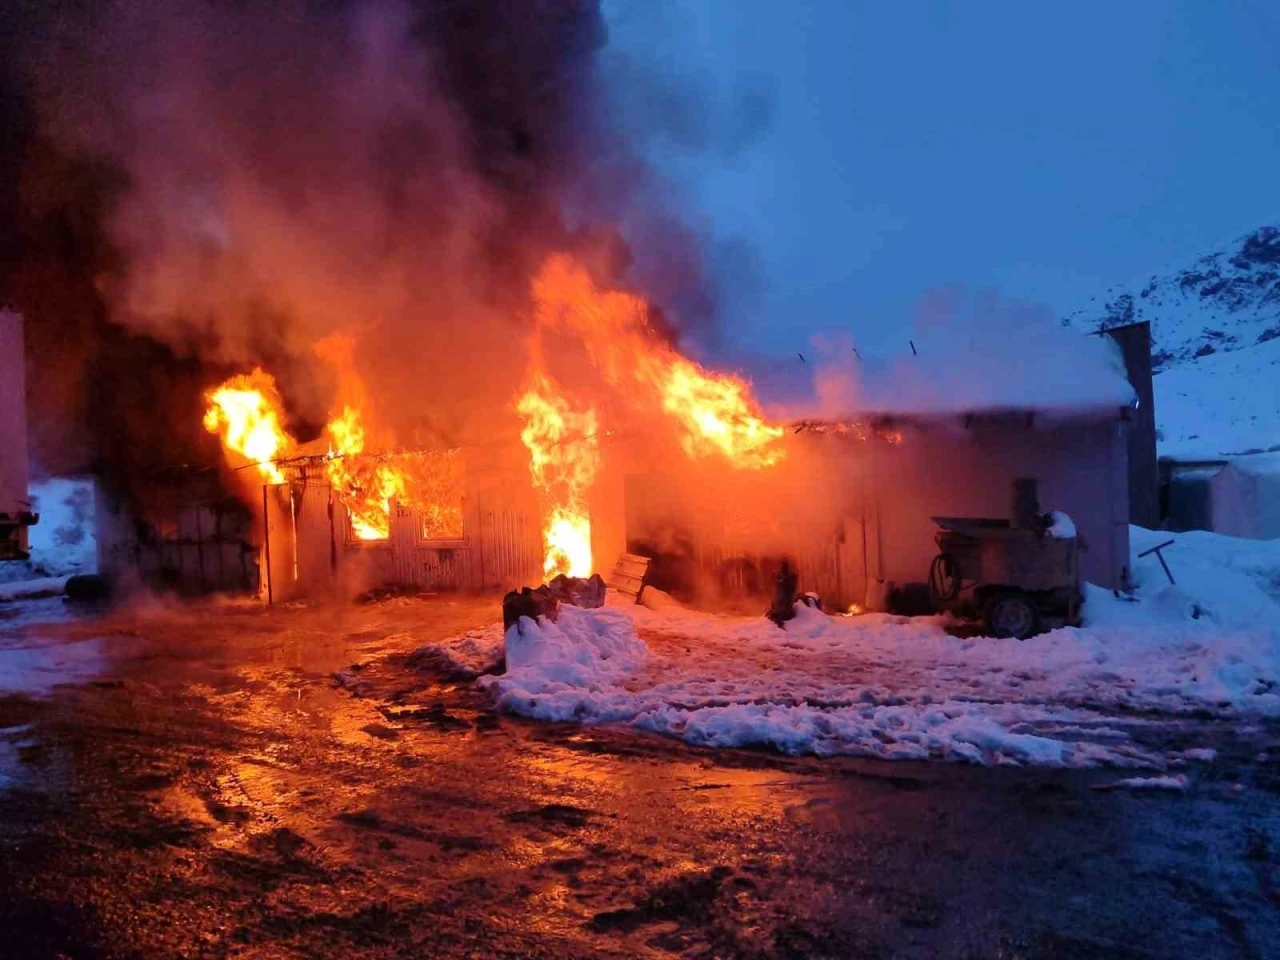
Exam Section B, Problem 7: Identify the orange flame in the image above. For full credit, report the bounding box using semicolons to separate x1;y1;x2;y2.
324;404;405;541
516;374;599;578
531;254;785;469
203;369;295;483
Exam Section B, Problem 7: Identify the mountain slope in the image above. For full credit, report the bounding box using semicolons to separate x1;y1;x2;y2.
1069;224;1280;459
1154;335;1280;459
1068;225;1280;370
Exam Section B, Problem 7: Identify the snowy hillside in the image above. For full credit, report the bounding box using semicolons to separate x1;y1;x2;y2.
1069;224;1280;369
1070;224;1280;458
1155;335;1280;458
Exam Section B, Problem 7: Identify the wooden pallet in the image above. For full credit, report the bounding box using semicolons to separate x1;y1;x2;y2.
608;553;651;603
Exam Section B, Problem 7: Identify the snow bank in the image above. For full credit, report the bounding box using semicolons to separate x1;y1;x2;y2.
467;527;1280;769
1047;511;1076;539
0;576;68;602
479;606;647;719
0;477;97;584
1093;775;1189;793
403;624;506;679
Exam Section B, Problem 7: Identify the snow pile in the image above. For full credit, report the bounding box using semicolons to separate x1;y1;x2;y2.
479;606;648;718
0;477;97;585
1046;510;1076;539
1093;775;1189;793
406;624;505;679
0;577;71;602
465;527;1280;769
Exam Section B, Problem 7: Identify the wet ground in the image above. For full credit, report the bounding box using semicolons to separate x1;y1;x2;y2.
1;595;1278;959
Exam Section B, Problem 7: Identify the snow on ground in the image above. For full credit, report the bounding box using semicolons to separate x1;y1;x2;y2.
416;526;1280;770
0;477;97;585
1155;335;1280;459
0;577;71;602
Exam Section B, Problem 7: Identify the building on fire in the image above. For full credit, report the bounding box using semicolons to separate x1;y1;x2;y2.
99;308;1152;611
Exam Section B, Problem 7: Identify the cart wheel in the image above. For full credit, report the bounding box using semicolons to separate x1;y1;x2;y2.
984;590;1039;640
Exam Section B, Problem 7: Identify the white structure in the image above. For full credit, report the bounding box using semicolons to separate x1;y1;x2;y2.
1209;453;1280;540
0;308;36;560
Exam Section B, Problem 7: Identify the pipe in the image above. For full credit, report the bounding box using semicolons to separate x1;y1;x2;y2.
262;484;274;605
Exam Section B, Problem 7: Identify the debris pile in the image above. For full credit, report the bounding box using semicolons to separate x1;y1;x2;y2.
502;573;607;631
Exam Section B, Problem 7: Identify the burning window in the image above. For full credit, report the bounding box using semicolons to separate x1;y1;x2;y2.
404;450;466;542
336;450;465;544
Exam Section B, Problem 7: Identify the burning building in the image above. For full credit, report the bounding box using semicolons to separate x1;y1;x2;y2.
4;3;1141;614
183;255;1138;615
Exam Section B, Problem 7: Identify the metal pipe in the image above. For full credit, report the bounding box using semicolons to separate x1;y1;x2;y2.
289;485;299;582
262;484;274;605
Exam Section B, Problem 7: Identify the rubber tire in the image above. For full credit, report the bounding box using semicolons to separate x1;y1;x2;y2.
984;590;1039;640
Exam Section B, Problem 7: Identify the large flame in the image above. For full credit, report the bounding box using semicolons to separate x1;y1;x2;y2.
324;404;405;541
203;369;295;483
314;334;407;541
204;258;786;586
531;254;785;469
516;374;599;578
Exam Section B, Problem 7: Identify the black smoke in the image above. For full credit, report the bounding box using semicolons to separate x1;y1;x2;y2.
0;0;749;512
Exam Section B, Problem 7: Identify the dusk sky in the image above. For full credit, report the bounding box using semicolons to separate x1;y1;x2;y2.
606;0;1280;355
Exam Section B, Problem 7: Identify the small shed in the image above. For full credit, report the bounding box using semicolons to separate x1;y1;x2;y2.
1209;453;1280;540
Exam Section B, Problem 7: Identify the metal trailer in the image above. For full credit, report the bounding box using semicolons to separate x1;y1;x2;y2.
0;308;37;560
927;479;1082;639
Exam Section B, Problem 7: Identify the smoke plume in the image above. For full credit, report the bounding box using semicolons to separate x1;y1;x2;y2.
0;0;748;508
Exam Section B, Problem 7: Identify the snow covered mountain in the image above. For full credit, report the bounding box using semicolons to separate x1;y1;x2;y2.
1069;224;1280;459
1069;224;1280;370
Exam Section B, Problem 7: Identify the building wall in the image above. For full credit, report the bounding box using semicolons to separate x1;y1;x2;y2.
1210;462;1280;540
613;413;1131;607
0;310;31;554
96;480;259;594
861;415;1129;593
265;453;544;601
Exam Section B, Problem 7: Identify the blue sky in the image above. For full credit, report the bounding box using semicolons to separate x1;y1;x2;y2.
604;0;1280;356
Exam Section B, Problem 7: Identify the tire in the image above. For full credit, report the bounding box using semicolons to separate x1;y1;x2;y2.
984;590;1039;640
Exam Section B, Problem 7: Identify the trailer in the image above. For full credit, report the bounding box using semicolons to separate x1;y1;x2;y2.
0;308;38;560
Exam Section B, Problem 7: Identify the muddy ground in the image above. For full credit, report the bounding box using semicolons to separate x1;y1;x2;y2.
0;594;1278;959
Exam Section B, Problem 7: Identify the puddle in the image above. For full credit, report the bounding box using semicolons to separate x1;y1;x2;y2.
0;637;115;696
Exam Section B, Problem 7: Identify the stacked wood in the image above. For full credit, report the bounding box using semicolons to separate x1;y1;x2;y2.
607;554;651;603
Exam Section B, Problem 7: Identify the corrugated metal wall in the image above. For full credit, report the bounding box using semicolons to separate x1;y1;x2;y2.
278;468;544;595
467;488;544;590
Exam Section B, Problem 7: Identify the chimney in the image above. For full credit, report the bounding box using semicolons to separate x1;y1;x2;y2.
1011;477;1039;528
